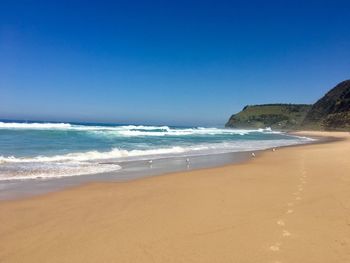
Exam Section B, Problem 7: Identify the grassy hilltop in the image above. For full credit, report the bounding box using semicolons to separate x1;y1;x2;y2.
226;80;350;131
225;104;311;130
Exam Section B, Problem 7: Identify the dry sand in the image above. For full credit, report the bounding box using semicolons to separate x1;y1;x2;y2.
1;131;350;263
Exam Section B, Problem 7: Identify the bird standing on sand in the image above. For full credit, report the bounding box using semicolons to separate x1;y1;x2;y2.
148;160;153;165
272;148;276;152
251;152;256;157
186;158;190;169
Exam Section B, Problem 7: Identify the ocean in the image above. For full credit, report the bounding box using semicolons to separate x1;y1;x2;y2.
0;120;313;181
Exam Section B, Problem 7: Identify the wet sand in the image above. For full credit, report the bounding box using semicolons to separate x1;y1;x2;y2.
1;131;350;263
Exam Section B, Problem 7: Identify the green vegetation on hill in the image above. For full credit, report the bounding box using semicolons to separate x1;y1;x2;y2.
302;80;350;130
225;104;311;130
225;80;350;131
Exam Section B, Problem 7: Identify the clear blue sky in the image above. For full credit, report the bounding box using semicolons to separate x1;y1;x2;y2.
1;0;349;126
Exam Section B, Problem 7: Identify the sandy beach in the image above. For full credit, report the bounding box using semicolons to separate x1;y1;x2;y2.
1;131;350;263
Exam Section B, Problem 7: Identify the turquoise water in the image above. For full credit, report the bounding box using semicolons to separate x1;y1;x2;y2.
0;121;312;180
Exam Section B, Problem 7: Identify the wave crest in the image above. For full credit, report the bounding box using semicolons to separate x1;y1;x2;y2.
0;137;311;165
0;122;72;129
0;121;279;137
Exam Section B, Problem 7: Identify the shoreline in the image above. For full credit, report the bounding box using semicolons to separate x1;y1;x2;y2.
0;132;320;201
1;131;350;262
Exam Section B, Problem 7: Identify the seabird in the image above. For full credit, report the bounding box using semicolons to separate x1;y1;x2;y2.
251;152;256;157
272;148;276;152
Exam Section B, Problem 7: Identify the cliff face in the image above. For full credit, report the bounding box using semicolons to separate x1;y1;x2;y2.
225;80;350;131
225;104;311;130
302;80;350;130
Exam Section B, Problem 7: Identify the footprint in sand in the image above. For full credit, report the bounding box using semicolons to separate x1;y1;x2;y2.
282;230;291;237
286;209;293;214
277;220;285;226
295;196;301;201
287;202;294;207
269;243;281;252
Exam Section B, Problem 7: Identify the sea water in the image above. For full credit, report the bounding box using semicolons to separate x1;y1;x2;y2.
0;120;313;181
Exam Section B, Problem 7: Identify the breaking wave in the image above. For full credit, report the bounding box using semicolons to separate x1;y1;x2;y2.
0;121;279;137
0;138;311;164
0;121;314;181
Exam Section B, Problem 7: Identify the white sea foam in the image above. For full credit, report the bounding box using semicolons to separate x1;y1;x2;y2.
0;138;311;165
0;121;314;181
90;127;280;137
0;122;170;131
0;161;121;181
0;137;311;181
0;121;279;137
0;122;72;129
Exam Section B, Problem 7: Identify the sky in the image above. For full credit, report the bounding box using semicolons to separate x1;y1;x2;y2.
1;0;349;126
